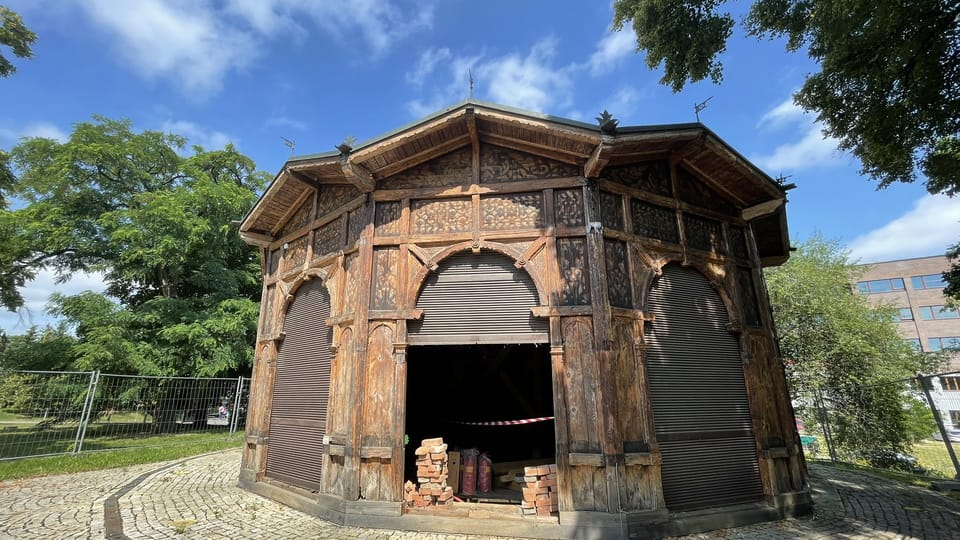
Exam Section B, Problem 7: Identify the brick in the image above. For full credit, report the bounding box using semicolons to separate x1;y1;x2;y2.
421;437;444;446
524;466;539;475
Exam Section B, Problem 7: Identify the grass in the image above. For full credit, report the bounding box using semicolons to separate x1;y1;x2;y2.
0;431;243;482
810;458;941;488
911;440;960;478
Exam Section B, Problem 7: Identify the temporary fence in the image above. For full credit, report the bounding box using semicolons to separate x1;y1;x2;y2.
793;370;960;479
0;370;250;461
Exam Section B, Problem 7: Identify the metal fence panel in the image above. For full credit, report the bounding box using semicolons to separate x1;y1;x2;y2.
0;370;251;461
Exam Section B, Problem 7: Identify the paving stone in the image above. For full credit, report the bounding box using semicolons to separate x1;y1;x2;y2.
3;451;960;539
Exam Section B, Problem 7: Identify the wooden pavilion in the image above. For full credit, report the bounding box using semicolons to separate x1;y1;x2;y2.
237;101;810;538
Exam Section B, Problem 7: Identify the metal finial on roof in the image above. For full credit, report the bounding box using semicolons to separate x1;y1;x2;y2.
694;97;713;122
469;69;475;98
280;136;296;156
336;135;357;155
596;110;618;134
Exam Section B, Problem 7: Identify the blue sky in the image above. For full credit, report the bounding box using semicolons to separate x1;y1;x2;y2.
2;0;958;333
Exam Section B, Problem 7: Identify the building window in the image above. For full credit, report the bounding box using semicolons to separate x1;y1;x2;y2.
928;336;960;352
905;338;921;351
952;411;960;427
856;278;905;294
910;273;947;290
896;307;914;321
942;377;960;391
918;305;959;320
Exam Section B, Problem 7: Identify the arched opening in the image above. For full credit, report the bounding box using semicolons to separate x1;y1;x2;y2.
644;264;762;511
265;278;333;491
405;250;554;503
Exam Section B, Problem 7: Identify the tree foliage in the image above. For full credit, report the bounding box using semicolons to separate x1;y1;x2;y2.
3;118;268;377
0;5;36;78
613;0;960;190
0;325;76;371
764;236;941;457
614;0;960;297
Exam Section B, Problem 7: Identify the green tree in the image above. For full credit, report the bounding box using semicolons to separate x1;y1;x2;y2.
0;5;36;78
613;1;960;296
0;324;75;371
6;117;268;377
764;236;940;459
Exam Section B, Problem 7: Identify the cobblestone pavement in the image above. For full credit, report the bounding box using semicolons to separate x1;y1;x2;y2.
3;449;960;539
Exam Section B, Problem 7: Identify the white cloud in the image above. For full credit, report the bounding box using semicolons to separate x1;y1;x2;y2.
757;96;807;129
0;122;69;144
475;38;572;112
161;120;235;150
605;86;641;118
407;47;453;86
405;38;573;116
848;195;960;263
79;0;257;97
71;0;434;98
752;126;843;171
0;270;107;334
751;95;844;171
266;116;308;131
586;30;635;76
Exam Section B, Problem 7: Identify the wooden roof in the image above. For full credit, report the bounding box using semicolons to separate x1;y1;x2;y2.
240;100;789;264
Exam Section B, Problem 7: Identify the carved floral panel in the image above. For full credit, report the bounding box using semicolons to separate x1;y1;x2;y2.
481;193;544;230
729;225;750;260
554;188;585;228
411;198;472;235
683;213;724;254
269;248;281;276
280;197;313;237
347;207;367;245
604;161;672;196
281;235;309;273
676;167;738;216
480;144;579;182
557;238;591;305
630;199;679;243
343;253;361;310
604;239;631;308
261;284;276;336
371;248;399;310
316;185;360;218
737;266;762;327
380;147;471;189
313;218;342;259
375;201;402;237
600;191;624;231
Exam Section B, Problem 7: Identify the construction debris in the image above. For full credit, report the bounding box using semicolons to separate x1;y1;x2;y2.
404;437;454;508
519;464;558;516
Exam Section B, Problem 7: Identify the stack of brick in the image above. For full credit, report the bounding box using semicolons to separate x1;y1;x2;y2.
520;464;558;516
403;437;454;507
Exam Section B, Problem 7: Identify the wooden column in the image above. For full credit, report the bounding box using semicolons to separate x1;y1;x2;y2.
583;179;622;512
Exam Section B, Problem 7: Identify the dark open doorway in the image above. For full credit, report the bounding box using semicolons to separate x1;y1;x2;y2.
404;343;555;489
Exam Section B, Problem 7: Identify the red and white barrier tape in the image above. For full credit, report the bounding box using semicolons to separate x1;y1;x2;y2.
454;416;555;426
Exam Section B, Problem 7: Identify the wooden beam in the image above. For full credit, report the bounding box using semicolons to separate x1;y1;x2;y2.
340;158;376;193
741;198;785;221
372;134;471;179
482;133;586;165
466;107;480;183
583;137;613;178
239;230;274;247
286;169;323;191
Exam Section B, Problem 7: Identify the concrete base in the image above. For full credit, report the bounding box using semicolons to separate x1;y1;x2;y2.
238;474;813;539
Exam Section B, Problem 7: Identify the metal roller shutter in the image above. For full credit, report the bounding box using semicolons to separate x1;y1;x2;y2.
265;278;332;491
409;251;548;345
644;264;762;511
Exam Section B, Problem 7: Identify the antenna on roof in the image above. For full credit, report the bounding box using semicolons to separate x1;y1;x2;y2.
694;96;713;122
280;136;296;156
468;69;475;98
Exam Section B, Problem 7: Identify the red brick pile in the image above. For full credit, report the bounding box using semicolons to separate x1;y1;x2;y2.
520;464;558;516
403;437;454;507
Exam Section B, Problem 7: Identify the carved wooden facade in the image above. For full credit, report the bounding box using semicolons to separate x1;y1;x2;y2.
237;101;809;538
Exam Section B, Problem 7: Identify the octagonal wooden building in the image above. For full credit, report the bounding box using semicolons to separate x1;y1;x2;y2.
237;101;810;539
